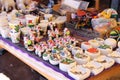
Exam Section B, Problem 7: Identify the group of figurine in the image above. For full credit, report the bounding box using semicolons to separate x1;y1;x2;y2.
70;10;95;30
0;0;36;12
23;20;71;52
0;0;55;13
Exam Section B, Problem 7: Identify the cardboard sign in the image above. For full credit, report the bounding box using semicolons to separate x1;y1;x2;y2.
62;0;89;10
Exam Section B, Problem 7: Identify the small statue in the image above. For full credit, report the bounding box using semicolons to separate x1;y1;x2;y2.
64;28;70;37
55;28;60;38
48;30;56;40
1;0;15;12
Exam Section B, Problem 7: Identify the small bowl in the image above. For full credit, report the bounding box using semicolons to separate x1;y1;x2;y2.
88;39;100;48
42;51;50;61
71;47;83;55
59;58;76;72
49;54;61;65
98;44;112;55
104;38;117;49
85;48;100;59
74;53;90;64
81;42;92;50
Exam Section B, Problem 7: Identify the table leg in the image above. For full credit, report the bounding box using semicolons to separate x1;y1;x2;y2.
95;0;99;10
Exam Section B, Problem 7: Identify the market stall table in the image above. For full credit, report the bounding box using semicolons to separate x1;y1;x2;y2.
1;35;120;80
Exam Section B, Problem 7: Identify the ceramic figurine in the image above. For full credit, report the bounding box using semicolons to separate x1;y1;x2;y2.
61;48;72;58
42;50;51;61
63;28;70;37
0;16;9;35
7;9;18;21
85;48;100;59
47;0;54;8
48;30;56;40
55;28;60;38
24;0;31;6
98;8;118;20
44;14;53;21
88;39;100;48
29;30;37;44
104;38;117;49
16;0;31;7
94;38;104;45
27;20;34;28
10;29;21;43
35;45;44;57
71;47;83;55
9;23;21;43
17;2;26;10
109;27;120;41
0;0;15;12
48;30;52;40
41;42;47;50
48;22;54;31
59;58;76;72
36;25;44;36
74;52;90;65
23;35;29;48
28;1;38;11
0;27;10;38
98;44;112;55
47;39;55;49
26;39;34;51
81;42;92;50
25;14;39;27
49;53;61;65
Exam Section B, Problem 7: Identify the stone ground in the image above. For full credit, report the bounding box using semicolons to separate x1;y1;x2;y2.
0;50;47;80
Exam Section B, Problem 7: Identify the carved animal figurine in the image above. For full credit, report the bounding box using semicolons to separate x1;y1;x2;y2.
16;0;31;7
16;0;26;10
0;0;15;12
24;0;32;6
28;1;38;11
17;2;26;10
15;0;32;10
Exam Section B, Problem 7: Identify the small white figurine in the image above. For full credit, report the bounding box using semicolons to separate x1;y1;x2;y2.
63;28;70;37
0;0;15;12
48;30;56;40
16;0;26;10
17;3;26;10
16;0;31;6
55;28;60;38
28;1;38;11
